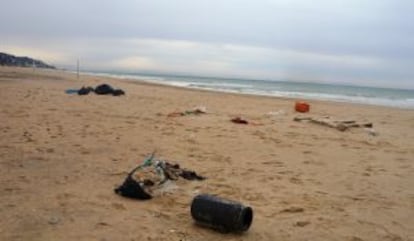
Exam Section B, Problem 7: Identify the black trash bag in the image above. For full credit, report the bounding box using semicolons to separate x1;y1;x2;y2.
94;84;115;95
163;162;205;181
77;86;94;95
114;165;153;200
180;170;205;180
112;89;125;96
114;175;152;200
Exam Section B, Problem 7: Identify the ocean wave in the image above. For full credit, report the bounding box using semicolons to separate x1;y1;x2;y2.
185;85;414;109
80;70;414;109
242;89;414;109
82;71;166;82
188;82;254;89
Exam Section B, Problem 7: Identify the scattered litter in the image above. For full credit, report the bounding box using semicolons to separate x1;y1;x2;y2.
114;152;205;200
191;106;207;114
64;89;79;94
65;84;125;96
295;101;310;113
231;116;249;124
294;116;373;132
167;106;207;117
78;86;94;95
191;194;253;233
231;117;263;126
266;109;286;117
48;216;60;225
95;84;125;96
364;128;378;136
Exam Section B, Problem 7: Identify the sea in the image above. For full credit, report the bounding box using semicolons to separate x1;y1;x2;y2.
85;71;414;109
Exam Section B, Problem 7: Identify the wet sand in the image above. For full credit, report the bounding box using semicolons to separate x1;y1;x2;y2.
0;66;413;241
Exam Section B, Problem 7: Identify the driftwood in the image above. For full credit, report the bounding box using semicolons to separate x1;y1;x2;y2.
294;116;373;131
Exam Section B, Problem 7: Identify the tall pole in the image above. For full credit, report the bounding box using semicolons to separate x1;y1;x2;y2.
77;58;79;80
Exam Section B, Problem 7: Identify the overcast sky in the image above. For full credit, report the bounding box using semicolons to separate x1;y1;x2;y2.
1;0;413;88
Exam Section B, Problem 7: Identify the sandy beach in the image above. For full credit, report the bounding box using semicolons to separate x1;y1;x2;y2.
0;66;413;241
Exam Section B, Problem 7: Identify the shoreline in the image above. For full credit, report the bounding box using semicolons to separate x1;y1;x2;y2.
76;68;414;110
3;66;414;114
10;65;412;110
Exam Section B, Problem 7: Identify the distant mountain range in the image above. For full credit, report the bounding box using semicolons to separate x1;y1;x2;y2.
0;52;56;69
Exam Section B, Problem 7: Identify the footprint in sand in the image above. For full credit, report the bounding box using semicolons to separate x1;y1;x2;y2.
244;192;266;202
125;120;136;125
111;203;126;210
277;170;293;175
280;207;305;213
294;221;310;227
383;234;403;241
349;236;365;241
2;126;10;133
289;177;303;185
23;130;34;142
303;159;325;166
262;160;285;167
95;222;111;228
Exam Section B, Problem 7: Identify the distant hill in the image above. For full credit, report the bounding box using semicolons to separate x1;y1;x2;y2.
0;52;56;69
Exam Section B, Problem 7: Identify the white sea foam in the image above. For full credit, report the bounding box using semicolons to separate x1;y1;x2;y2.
80;70;414;109
185;85;414;109
188;82;254;89
81;71;165;82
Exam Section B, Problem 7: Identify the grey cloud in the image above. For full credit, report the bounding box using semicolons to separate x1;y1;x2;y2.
1;0;413;88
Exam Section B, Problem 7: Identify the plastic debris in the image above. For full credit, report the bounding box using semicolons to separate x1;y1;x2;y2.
66;84;125;96
191;194;253;233
167;106;207;117
266;110;286;117
115;153;205;200
231;117;249;124
295;102;310;113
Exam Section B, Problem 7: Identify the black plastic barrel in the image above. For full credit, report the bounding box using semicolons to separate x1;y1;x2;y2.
190;194;253;233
